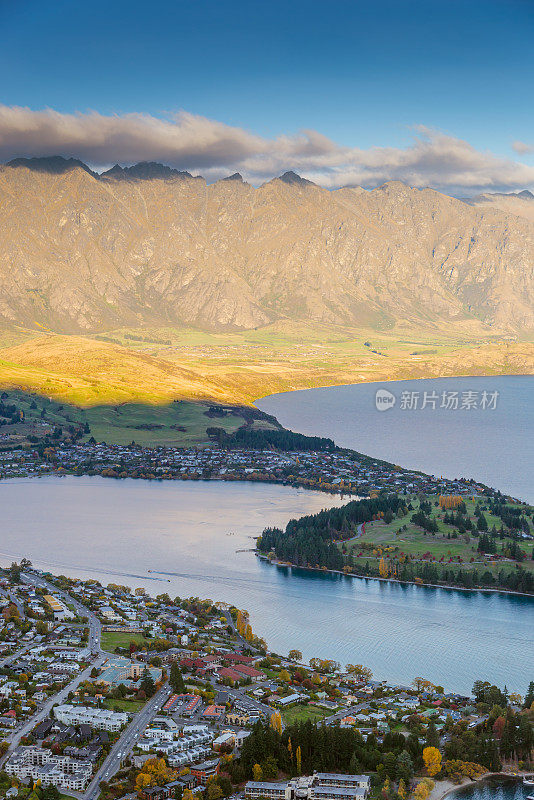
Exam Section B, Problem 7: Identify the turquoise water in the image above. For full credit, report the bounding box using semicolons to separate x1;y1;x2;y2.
1;476;531;696
256;375;534;503
450;777;529;800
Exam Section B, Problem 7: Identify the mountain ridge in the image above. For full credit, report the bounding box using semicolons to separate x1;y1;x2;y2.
1;156;533;335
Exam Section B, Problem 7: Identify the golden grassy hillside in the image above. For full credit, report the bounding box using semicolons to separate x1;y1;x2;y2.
0;325;532;408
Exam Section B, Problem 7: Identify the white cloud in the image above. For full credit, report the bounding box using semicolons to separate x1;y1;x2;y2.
512;140;534;155
1;105;533;194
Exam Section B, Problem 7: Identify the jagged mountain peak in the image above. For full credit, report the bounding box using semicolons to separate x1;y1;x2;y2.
6;155;96;176
0;161;533;336
100;162;196;181
221;172;244;182
276;170;315;186
376;180;413;194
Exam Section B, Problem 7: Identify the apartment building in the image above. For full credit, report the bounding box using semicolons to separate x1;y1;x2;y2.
54;703;128;731
245;773;370;800
5;747;92;791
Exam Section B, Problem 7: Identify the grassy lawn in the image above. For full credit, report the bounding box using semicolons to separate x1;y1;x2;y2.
84;399;245;447
101;630;149;651
281;704;332;725
344;495;534;577
0;389;257;448
103;698;146;713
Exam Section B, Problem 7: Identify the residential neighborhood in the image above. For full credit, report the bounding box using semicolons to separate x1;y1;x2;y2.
0;563;531;800
0;443;489;500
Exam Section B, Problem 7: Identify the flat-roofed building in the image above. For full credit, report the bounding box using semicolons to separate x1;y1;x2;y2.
54;703;127;731
245;774;370;800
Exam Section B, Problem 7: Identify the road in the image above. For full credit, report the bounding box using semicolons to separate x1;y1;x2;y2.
22;572;102;653
322;700;371;724
0;570;173;797
83;682;172;800
221;610;261;654
221;683;274;718
0;571;106;768
0;652;107;767
0;640;38;668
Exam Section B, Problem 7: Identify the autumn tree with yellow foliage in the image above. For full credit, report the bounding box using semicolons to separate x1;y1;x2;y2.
413;779;435;800
296;746;302;775
270;711;282;734
135;757;177;792
379;557;389;578
423;747;442;777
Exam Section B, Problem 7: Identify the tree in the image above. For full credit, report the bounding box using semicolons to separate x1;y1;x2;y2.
170;662;185;693
346;664;373;682
279;670;291;683
398;780;407;800
296;745;302;775
41;787;60;800
288;650;302;661
206;784;223;800
140;669;156;697
413;677;435;693
252;764;263;781
136;773;152;791
270;711;282;735
423;747;442;777
425;720;439;748
414;779;434;800
524;681;534;708
396;750;414;783
492;716;506;739
379;558;389;578
507;692;522;706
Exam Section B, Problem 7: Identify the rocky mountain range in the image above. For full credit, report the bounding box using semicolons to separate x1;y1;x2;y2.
1;156;533;335
468;189;534;223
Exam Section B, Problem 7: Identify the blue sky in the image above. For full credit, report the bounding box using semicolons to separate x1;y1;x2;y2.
1;0;533;191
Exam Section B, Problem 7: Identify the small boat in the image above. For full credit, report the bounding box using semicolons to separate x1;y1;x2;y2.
523;776;534;786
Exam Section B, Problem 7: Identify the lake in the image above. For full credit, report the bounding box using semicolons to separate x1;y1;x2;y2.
1;476;532;695
450;778;530;800
256;375;534;503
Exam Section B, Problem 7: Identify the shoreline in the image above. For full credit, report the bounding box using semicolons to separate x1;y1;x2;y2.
256;553;534;598
252;370;534;407
254;374;533;506
430;772;529;800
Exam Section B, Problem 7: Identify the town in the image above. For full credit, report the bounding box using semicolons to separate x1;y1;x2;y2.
0;562;531;800
0;442;491;500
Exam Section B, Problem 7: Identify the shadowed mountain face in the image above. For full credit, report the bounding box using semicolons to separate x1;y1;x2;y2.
0;157;533;334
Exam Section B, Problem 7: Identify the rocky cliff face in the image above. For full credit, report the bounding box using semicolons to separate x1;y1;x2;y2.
468;189;534;224
0;158;533;334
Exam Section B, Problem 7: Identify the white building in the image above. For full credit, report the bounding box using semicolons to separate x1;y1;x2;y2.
5;747;92;791
245;774;371;800
54;703;128;731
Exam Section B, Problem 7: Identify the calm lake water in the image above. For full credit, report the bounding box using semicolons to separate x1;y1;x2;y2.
257;375;534;503
450;778;529;800
1;476;532;696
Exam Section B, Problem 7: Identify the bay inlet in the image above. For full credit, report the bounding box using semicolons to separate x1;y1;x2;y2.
1;475;532;695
